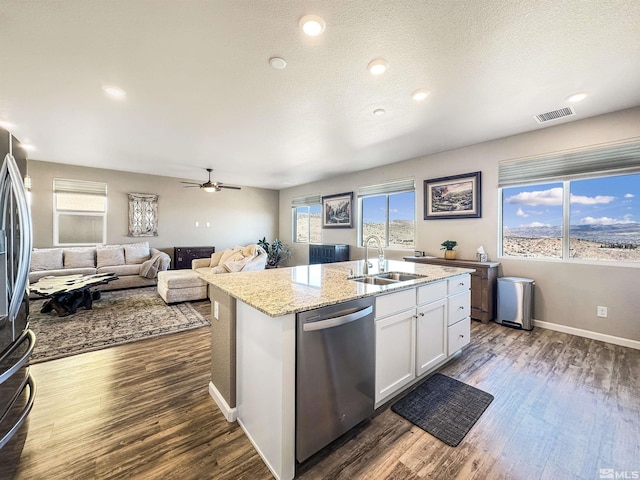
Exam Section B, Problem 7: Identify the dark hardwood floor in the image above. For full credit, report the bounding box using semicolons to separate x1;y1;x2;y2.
6;299;639;480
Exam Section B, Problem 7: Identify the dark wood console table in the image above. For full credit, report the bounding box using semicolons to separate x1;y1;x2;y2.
174;246;215;270
404;256;500;323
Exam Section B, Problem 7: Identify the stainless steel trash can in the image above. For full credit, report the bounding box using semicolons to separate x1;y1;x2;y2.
496;277;535;330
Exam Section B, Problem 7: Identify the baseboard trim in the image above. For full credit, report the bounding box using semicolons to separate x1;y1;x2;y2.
208;381;237;422
533;319;640;350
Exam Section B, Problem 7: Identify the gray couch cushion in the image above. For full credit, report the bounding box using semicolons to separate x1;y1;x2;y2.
31;248;63;271
124;242;151;264
30;267;97;283
63;248;96;268
96;246;125;268
97;264;141;276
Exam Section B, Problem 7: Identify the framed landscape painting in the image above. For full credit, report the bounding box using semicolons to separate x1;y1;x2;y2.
322;192;353;228
424;171;481;219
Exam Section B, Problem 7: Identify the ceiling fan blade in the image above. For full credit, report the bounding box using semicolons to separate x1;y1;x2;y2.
219;185;242;190
182;185;201;188
180;181;202;185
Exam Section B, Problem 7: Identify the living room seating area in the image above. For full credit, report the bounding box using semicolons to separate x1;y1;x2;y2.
29;241;171;293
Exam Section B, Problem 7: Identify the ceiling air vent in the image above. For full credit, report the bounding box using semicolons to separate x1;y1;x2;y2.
533;106;575;124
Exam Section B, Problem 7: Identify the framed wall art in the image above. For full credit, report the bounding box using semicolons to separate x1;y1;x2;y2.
322;192;353;228
424;171;481;219
128;193;158;236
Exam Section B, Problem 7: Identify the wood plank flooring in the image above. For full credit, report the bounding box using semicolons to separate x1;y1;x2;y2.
5;300;640;480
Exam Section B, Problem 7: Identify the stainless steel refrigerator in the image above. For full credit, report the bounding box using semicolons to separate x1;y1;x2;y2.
0;136;36;472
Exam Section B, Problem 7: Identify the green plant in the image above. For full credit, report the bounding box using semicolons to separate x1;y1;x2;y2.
258;237;292;267
440;240;458;251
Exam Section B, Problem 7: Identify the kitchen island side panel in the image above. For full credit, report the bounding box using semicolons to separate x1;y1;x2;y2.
236;301;296;480
209;286;237;409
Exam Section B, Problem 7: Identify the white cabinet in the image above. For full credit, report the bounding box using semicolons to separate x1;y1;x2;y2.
374;274;471;407
448;317;470;354
375;310;415;404
415;298;447;376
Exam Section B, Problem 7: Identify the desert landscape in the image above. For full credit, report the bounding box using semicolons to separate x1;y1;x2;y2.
503;236;640;261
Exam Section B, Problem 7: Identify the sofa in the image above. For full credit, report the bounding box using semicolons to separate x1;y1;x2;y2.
29;241;171;294
191;244;267;274
157;244;267;304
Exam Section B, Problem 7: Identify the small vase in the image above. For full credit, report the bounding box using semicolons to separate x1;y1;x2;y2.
444;250;456;260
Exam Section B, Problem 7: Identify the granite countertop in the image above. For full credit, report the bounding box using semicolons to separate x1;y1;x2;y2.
198;260;474;318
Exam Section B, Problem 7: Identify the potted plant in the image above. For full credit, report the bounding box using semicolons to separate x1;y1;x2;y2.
440;240;458;260
258;237;292;268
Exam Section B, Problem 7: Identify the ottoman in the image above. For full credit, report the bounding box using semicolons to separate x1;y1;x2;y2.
157;269;208;304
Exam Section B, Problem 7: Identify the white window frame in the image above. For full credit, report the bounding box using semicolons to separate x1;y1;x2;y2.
53;178;107;246
498;139;640;266
358;178;416;250
292;194;322;244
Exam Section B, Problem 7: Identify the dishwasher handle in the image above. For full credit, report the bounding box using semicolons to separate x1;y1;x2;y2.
303;305;373;332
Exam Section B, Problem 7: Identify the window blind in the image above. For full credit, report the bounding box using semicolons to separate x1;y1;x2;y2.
358;178;415;197
291;194;322;207
53;178;107;196
498;139;640;187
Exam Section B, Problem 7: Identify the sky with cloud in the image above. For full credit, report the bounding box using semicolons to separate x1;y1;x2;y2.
503;174;639;229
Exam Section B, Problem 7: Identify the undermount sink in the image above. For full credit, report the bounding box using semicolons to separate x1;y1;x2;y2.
350;271;427;285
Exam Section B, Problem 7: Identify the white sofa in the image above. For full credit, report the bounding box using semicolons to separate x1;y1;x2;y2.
29;241;171;293
191;244;267;274
157;244;267;304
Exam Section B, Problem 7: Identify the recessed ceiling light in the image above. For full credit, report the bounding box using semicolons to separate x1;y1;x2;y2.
373;108;386;116
411;89;431;101
0;120;16;130
368;59;388;75
269;57;287;69
102;85;126;99
566;91;589;103
299;15;326;36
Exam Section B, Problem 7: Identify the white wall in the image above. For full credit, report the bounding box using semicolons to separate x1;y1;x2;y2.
28;161;279;258
279;107;640;342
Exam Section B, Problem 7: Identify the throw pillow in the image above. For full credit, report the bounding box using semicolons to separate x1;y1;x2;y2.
63;248;96;268
124;242;151;264
96;247;125;268
209;251;224;268
31;248;63;271
223;261;246;273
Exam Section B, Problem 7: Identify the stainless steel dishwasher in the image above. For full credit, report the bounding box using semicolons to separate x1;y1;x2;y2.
296;296;375;463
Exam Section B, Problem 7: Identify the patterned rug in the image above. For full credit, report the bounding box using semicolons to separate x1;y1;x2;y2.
29;287;210;363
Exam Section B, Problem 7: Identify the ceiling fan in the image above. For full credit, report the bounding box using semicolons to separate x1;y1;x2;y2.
180;168;241;192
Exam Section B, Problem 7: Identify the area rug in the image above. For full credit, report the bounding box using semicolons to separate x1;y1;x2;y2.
391;373;494;447
29;287;210;363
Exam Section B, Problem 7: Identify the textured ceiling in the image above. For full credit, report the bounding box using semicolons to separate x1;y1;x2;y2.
1;0;639;189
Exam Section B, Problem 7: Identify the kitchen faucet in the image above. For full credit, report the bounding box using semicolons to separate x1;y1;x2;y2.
364;235;385;274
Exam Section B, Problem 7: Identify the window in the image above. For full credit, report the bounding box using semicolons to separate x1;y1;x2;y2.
54;178;107;245
292;195;322;243
359;179;415;249
499;140;640;263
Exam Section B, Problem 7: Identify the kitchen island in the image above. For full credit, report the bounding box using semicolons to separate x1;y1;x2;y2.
199;260;473;480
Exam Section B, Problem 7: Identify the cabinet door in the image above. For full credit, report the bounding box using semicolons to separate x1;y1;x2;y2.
448;317;471;355
416;298;447;377
375;310;416;405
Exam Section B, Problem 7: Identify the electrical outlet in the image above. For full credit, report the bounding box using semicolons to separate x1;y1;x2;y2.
214;301;219;320
597;306;608;318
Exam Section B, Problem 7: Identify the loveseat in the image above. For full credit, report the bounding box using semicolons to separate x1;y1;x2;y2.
29;241;171;294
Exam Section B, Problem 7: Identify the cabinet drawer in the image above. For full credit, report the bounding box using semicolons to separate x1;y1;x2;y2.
448;274;470;295
448;290;470;325
417;280;447;306
448;317;470;355
375;288;415;319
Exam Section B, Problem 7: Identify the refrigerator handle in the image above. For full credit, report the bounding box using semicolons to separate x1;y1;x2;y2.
0;329;35;385
0;373;36;449
0;154;33;322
